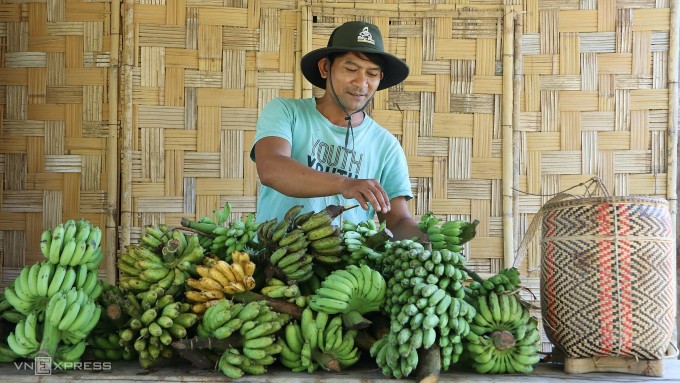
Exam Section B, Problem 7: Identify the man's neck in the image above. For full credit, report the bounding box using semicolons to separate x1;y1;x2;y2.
315;95;365;127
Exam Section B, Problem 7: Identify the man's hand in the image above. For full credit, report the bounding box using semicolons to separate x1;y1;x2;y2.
340;178;390;213
378;197;427;241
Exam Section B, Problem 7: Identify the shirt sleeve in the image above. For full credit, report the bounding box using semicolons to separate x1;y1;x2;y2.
380;136;413;201
249;98;293;162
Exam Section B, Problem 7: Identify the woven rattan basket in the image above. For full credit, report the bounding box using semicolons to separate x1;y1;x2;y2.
539;195;675;359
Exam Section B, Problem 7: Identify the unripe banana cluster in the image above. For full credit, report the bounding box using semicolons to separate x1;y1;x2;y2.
298;207;345;265
464;290;541;374
0;293;25;325
378;239;476;375
4;261;101;317
41;219;103;270
181;206;260;262
118;289;198;368
88;332;137;361
370;334;418;379
196;300;290;378
260;205;351;283
8;288;101;363
185;252;256;313
468;267;521;297
260;278;307;308
118;228;204;294
308;264;386;329
341;219;385;266
258;205;314;282
278;308;360;373
418;213;480;251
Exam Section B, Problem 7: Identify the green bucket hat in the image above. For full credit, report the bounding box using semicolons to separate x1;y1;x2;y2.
301;21;409;91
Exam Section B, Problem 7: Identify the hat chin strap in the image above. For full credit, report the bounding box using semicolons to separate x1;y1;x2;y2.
326;66;375;150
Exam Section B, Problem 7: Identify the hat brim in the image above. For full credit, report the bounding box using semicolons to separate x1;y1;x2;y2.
301;47;409;91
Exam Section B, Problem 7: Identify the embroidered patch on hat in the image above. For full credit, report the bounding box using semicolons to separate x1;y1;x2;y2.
357;27;375;45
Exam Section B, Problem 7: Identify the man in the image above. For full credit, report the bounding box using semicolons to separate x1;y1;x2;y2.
250;21;423;240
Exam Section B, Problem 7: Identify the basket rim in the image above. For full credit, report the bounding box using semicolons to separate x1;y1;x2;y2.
543;195;669;210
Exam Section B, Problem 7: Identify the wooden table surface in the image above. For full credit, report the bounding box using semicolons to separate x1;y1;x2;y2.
1;359;679;382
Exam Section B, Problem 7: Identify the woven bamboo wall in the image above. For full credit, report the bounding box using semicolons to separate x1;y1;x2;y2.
0;0;118;286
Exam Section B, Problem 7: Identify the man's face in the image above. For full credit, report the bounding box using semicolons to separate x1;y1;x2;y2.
327;52;384;113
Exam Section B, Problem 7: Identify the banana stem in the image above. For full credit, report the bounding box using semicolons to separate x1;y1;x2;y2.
414;344;441;383
353;329;378;352
174;348;214;369
364;228;393;249
232;291;303;319
38;323;61;357
490;330;515;351
123;292;144;318
462;266;486;284
171;335;243;351
311;348;341;372
340;310;372;330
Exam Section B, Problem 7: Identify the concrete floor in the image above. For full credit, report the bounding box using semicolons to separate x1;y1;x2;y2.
0;359;679;382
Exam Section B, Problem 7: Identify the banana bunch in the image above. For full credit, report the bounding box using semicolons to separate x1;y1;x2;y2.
268;246;314;283
8;288;101;359
119;291;198;368
379;239;477;374
370;333;418;379
218;347;274;378
88;332;136;360
199;300;290;378
185;252;256;314
46;288;102;344
256;205;304;247
298;206;347;265
418;213;480;251
308;264;386;329
278;307;360;373
4;262;101;317
41;219;103;270
182;203;260;262
6;312;41;357
468;267;522;297
255;206;315;282
340;219;387;266
118;229;204;294
465;302;541;373
210;215;260;260
261;278;307;308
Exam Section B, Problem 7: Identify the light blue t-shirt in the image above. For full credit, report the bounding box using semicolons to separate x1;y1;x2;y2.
250;97;412;224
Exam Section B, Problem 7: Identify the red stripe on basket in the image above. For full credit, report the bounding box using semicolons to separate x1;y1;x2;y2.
543;210;557;327
620;240;632;355
618;204;633;355
598;203;614;355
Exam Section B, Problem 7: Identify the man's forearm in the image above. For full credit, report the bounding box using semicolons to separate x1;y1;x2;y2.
388;217;427;241
258;157;344;198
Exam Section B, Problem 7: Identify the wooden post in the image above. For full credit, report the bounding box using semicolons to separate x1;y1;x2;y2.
501;7;515;267
106;0;121;285
667;0;679;358
120;0;134;251
299;0;313;99
512;10;523;264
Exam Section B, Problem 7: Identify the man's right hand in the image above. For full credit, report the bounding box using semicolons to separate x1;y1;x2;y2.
340;177;390;213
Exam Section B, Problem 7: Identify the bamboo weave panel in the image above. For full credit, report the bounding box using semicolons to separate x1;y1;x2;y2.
518;0;673;279
0;0;115;287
